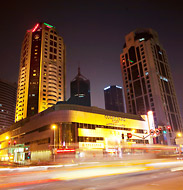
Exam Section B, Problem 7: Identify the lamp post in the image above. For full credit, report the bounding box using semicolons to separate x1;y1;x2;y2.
52;125;56;162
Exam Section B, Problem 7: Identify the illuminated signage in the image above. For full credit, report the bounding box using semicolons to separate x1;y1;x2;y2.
147;111;155;130
79;142;104;149
44;23;54;28
32;24;39;32
105;115;126;122
57;149;75;153
105;115;126;127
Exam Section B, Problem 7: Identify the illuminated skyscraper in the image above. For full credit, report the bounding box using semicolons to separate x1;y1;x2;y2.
104;85;125;112
120;28;182;136
15;23;66;122
0;79;17;131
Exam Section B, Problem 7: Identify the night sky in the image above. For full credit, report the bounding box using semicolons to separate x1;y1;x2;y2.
1;0;183;115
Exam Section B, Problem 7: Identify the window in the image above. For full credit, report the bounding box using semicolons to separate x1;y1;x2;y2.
128;46;137;63
136;97;145;114
131;64;139;80
133;80;142;97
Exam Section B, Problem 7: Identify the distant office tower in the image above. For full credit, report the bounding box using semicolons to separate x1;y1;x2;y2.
15;23;66;122
104;85;125;112
120;28;182;133
69;67;91;106
0;79;17;131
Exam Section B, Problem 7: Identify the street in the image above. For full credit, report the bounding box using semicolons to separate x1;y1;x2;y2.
0;158;183;189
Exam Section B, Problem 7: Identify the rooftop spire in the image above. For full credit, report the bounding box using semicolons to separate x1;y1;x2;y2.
78;66;81;76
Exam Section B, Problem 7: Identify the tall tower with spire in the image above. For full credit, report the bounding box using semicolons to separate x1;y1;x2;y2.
69;67;91;106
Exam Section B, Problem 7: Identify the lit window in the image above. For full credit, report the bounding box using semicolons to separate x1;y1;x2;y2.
0;104;2;107
33;73;36;76
139;38;145;42
32;94;35;96
31;107;34;110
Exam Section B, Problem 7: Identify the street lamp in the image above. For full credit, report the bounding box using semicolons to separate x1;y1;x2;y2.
52;125;56;162
177;132;182;137
5;136;9;140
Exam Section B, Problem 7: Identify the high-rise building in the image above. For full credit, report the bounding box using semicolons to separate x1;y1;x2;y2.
120;28;182;135
68;67;91;106
104;85;125;112
0;79;17;131
15;23;66;122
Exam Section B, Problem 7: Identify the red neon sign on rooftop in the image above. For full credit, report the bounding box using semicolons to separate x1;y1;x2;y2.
32;23;39;32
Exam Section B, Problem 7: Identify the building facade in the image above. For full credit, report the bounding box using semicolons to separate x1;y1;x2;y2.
0;79;17;132
0;104;151;162
120;28;182;139
15;23;66;122
69;67;91;106
104;85;125;112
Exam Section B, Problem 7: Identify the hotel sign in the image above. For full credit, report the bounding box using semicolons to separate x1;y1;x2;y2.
79;142;104;149
105;115;126;127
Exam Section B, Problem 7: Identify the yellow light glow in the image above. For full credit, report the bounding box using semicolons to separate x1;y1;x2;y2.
131;129;136;133
177;133;182;137
52;125;56;129
147;110;155;130
5;136;9;140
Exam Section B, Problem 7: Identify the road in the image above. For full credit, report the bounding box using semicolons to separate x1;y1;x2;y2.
0;158;183;189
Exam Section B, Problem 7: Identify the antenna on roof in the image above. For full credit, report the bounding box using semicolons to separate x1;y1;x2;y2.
78;61;81;75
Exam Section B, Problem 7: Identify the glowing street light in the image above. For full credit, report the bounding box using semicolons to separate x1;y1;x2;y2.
5;136;9;140
52;125;56;129
177;132;182;137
